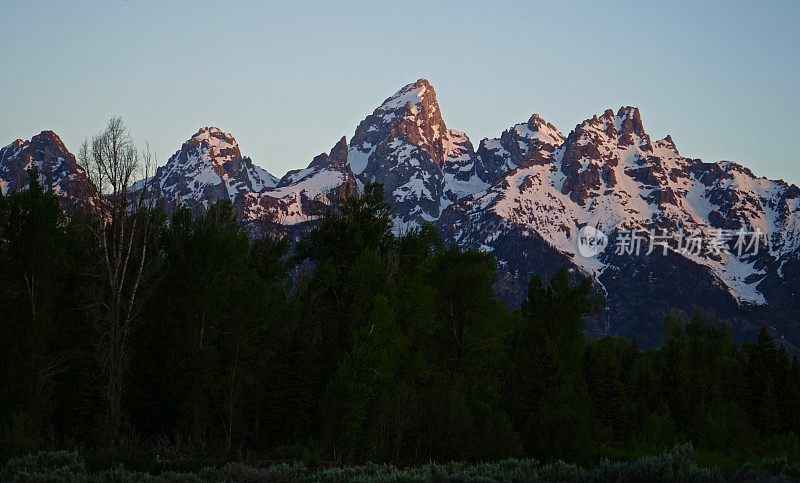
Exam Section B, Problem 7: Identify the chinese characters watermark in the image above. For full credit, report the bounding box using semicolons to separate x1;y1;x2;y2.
577;226;763;258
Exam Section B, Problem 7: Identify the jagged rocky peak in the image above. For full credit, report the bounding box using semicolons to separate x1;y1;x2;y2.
508;113;564;156
524;113;564;143
474;112;564;186
572;106;649;147
389;78;450;163
345;78;482;227
615;106;647;145
378;78;437;111
348;78;455;174
145;126;278;212
182;126;243;164
653;134;680;156
4;138;26;150
31;130;69;153
330;135;349;164
557;106;659;204
0;130;99;208
309;136;348;169
4;130;74;169
377;78;442;129
278;136;353;188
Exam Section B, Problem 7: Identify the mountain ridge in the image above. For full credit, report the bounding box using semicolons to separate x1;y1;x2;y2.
2;78;798;347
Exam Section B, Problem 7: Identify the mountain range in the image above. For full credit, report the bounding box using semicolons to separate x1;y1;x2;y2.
2;79;798;347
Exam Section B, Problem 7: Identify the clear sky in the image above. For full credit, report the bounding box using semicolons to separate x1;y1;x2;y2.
1;1;798;183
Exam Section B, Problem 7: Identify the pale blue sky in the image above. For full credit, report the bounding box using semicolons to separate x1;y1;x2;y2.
1;1;798;183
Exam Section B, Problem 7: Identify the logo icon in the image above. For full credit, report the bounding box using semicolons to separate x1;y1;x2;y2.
577;225;608;258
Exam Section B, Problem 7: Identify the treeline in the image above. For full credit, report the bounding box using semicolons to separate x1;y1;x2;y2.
1;166;800;470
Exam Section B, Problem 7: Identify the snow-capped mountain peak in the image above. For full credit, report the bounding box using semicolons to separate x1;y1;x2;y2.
376;78;434;112
185;126;242;163
0;130;99;209
144;127;278;212
520;113;565;146
347;78;452;175
345;79;484;227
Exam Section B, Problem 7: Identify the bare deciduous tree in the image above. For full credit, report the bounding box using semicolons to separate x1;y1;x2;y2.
79;117;159;443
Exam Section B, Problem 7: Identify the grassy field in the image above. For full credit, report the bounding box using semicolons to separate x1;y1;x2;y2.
3;444;800;482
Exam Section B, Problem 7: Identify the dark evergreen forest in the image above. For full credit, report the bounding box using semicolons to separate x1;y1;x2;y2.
2;168;799;479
